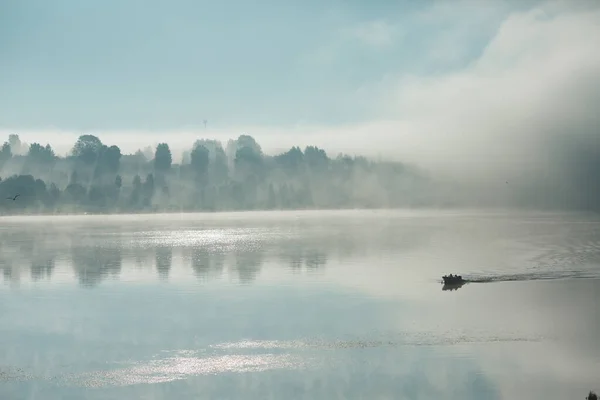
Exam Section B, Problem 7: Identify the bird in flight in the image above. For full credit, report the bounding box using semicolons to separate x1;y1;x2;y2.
6;194;20;201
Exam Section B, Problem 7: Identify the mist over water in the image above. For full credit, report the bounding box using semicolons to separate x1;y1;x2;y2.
0;210;598;399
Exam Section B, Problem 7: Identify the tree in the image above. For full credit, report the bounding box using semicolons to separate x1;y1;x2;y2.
190;144;210;181
0;132;435;214
72;135;103;165
134;149;147;162
304;146;329;169
235;147;262;166
91;144;122;182
234;146;264;182
193;139;225;160
142;173;155;206
69;170;78;185
133;174;142;188
27;143;56;164
0;175;39;209
48;183;60;207
212;146;229;183
129;175;142;208
8;134;23;155
45;144;55;159
226;135;262;165
237;135;262;155
126;150;148;173
154;143;172;173
65;183;86;204
88;185;107;209
101;145;122;174
0;142;12;168
275;146;304;173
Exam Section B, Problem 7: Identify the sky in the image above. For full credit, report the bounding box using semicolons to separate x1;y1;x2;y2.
1;0;600;178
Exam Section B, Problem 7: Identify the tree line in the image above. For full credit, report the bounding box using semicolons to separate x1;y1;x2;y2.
0;134;431;214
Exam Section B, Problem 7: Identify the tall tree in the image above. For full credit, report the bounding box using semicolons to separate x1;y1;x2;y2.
190;144;210;182
27;143;56;165
115;175;122;189
304;146;329;169
154;143;172;173
72;135;103;165
237;135;262;155
99;145;122;174
143;173;155;206
129;175;142;208
234;146;263;180
275;146;304;174
8;134;24;155
0;142;12;168
226;135;262;165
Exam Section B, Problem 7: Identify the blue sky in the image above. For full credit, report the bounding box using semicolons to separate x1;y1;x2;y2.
1;0;600;179
1;0;524;131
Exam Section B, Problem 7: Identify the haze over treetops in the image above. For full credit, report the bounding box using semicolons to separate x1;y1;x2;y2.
0;133;431;214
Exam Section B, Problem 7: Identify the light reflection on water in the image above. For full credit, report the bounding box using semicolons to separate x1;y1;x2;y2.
64;353;310;388
0;335;544;388
0;210;599;399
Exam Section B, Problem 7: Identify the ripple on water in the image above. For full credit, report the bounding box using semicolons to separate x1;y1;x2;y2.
0;331;546;389
60;353;310;388
0;366;36;382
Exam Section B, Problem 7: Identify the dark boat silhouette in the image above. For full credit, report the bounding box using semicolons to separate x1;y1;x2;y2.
442;274;466;285
442;281;466;291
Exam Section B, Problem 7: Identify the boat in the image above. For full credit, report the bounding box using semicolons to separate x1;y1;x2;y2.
442;274;466;285
442;281;466;291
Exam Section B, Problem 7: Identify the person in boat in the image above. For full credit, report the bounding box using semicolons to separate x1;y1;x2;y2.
443;274;464;284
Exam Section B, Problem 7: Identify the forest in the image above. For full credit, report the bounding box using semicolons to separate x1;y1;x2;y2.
0;134;437;214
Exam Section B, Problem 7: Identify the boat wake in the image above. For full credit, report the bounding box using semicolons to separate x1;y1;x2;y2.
463;270;600;284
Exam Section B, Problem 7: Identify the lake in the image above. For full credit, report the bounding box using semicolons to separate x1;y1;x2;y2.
0;210;598;399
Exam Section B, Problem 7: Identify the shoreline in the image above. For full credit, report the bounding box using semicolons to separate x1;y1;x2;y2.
0;206;596;221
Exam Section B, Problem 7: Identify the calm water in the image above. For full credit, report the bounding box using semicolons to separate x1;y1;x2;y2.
0;210;599;399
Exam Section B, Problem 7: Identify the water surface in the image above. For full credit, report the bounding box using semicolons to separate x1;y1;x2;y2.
0;210;599;399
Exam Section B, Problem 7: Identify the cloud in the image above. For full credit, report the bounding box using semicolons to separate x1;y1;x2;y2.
313;2;600;181
407;0;512;67
274;0;600;198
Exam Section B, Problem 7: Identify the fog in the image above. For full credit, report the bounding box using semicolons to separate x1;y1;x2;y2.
1;0;599;212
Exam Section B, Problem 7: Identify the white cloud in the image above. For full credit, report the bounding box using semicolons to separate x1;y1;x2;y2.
282;1;600;188
406;0;512;67
309;2;600;181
